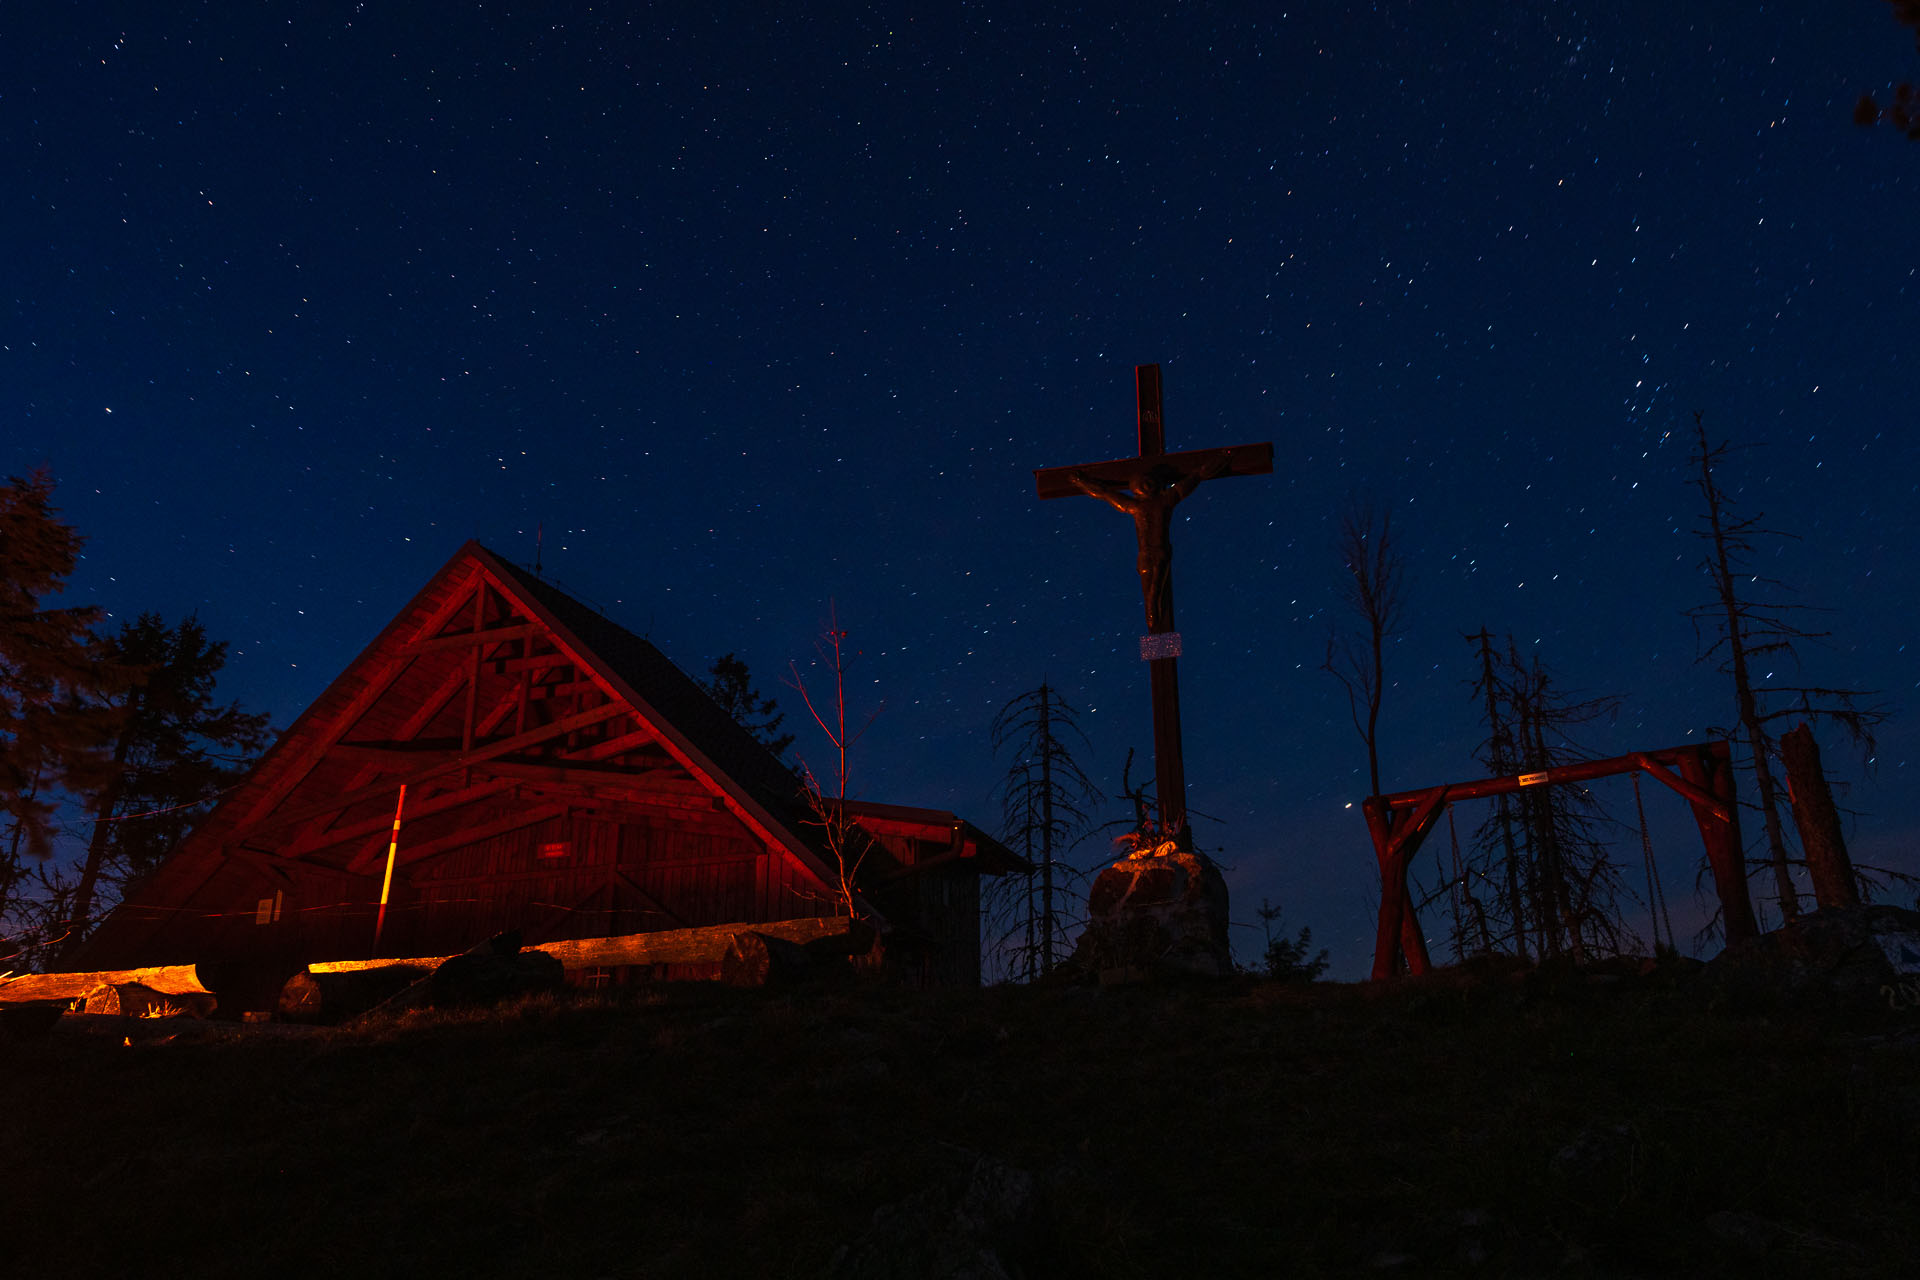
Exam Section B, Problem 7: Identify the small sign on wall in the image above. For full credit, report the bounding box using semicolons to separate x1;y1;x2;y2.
254;889;284;925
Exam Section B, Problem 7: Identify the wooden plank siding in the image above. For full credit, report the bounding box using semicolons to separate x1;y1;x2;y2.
189;805;840;965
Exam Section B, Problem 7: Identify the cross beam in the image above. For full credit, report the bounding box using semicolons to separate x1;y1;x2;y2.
1033;364;1271;839
1361;739;1754;979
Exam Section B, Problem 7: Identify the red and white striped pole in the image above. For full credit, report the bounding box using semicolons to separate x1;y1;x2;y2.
372;784;408;955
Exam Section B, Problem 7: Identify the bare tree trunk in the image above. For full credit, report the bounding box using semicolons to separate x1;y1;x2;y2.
66;728;135;947
1470;629;1528;961
1326;507;1405;801
1780;723;1859;910
1692;416;1799;922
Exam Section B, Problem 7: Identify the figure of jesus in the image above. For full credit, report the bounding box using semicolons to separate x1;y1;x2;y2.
1065;454;1233;633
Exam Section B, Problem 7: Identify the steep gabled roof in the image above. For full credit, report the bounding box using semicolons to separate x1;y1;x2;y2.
482;552;812;838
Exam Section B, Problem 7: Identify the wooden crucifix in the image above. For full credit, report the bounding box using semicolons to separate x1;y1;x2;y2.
1034;364;1272;840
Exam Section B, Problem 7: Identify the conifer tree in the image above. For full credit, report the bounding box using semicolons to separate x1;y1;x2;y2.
0;471;118;869
64;614;272;946
1255;898;1329;982
702;652;795;757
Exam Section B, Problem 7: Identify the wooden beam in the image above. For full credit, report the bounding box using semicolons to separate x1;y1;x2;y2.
462;584;486;753
1374;742;1728;811
1632;752;1730;821
276;660;482;856
233;571;488;829
467;758;684;787
568;728;663;763
401;622;538;655
279;778;521;858
1033;441;1274;500
257;703;625;835
478;684;529;737
530;678;601;701
362;802;569;875
494;651;572;674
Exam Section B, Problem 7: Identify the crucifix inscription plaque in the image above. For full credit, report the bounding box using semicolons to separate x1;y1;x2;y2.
1033;364;1272;840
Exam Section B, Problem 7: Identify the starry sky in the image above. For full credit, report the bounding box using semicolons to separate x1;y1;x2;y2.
7;3;1917;977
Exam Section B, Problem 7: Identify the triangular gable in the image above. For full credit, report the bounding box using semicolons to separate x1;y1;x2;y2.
71;542;855;968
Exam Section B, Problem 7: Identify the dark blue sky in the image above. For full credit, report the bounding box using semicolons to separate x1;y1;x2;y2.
7;3;1916;975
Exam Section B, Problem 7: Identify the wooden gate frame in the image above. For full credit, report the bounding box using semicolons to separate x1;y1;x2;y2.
1363;739;1755;980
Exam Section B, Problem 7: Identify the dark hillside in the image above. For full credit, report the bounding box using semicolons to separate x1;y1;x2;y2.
4;974;1915;1278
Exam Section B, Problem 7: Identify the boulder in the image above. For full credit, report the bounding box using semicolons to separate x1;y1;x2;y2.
1070;845;1233;979
1695;904;1920;1015
427;947;565;1007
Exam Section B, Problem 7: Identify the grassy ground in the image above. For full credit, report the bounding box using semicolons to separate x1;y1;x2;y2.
4;969;1915;1278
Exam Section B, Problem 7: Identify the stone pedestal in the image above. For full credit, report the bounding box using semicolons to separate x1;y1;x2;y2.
1072;845;1233;979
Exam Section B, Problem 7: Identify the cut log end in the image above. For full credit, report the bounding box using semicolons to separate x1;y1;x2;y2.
276;966;433;1025
722;931;813;988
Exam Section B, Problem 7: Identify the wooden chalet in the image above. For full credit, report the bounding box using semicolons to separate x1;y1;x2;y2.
65;543;1019;1001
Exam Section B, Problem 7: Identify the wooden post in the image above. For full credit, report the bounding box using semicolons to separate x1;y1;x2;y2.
1676;743;1759;943
1365;791;1442;979
1135;366;1188;835
1780;723;1859;911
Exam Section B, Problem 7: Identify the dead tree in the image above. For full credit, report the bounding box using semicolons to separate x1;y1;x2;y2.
1323;504;1407;799
786;604;881;917
987;684;1100;979
1455;636;1628;962
1466;627;1526;960
1686;412;1884;925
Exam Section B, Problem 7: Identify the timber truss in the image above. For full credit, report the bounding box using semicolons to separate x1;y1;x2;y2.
1364;739;1756;980
166;548;842;949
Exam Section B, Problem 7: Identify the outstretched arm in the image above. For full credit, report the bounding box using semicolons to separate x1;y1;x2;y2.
1167;453;1236;503
1066;468;1141;514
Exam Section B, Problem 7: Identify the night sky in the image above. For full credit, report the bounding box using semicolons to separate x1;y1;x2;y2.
7;4;1917;976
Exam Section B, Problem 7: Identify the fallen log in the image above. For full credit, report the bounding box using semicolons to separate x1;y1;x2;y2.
83;983;216;1019
429;948;565;1006
541;915;874;970
0;964;216;1005
354;931;560;1021
276;966;434;1024
308;915;875;976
